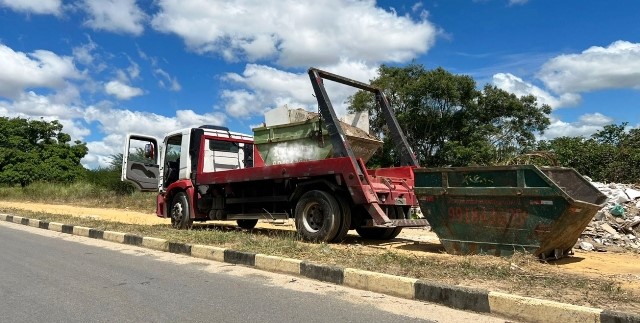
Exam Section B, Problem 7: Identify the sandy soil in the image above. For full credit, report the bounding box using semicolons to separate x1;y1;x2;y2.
2;200;639;291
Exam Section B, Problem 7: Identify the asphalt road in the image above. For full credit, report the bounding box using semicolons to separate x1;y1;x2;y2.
0;222;506;323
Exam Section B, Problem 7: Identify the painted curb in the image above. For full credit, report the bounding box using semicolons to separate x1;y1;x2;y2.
224;249;256;266
168;242;191;254
142;237;169;252
103;230;126;243
300;261;343;285
28;219;41;228
344;268;417;299
191;245;226;262
2;214;639;323
600;310;640;323
123;234;143;246
415;281;491;313
488;291;601;323
72;226;92;237
48;222;64;233
255;254;301;275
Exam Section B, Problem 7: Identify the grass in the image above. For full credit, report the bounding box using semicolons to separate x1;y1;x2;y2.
1;181;639;313
0;181;156;212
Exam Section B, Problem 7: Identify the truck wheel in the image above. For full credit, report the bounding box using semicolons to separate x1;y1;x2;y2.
295;190;341;242
355;206;403;240
237;219;258;229
331;195;352;242
171;192;193;229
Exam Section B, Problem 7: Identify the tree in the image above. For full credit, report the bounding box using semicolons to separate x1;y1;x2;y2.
0;117;88;187
539;123;640;183
348;64;551;167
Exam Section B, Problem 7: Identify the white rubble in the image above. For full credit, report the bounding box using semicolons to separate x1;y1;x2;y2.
578;178;640;251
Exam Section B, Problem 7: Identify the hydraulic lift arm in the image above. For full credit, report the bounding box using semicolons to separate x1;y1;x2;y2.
307;67;420;226
307;68;419;168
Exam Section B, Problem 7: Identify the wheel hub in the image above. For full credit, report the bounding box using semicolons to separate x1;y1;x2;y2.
172;203;183;222
304;203;323;232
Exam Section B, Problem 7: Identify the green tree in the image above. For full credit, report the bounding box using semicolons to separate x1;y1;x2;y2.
0;117;88;187
539;123;640;183
349;64;551;167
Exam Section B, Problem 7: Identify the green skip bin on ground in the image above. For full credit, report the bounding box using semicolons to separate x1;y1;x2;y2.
414;165;607;259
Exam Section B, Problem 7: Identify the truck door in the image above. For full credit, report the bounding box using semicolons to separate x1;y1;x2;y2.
122;134;160;191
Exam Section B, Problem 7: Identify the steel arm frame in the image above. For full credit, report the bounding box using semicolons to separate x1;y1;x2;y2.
307;67;419;168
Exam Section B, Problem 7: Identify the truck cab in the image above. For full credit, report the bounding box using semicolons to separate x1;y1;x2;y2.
122;125;256;220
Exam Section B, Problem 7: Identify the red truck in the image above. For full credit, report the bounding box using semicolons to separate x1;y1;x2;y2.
122;68;428;242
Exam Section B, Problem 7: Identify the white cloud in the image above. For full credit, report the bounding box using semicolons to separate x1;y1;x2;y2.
154;68;181;91
0;45;80;98
540;113;614;140
0;91;229;168
72;38;98;65
1;91;83;119
508;0;528;5
81;0;146;35
221;62;377;118
492;72;580;108
0;91;90;141
127;60;140;80
81;105;227;168
151;0;436;67
0;0;61;15
104;80;143;100
538;40;640;94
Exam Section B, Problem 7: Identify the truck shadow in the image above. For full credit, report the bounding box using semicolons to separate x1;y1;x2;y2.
190;222;447;254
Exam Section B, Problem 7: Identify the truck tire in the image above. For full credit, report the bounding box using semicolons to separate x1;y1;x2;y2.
331;195;352;242
295;190;341;242
171;192;193;229
237;219;258;229
355;206;403;240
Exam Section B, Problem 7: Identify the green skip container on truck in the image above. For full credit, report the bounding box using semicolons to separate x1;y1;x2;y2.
414;165;607;259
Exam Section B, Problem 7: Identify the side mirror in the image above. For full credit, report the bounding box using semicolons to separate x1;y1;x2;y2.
144;143;155;159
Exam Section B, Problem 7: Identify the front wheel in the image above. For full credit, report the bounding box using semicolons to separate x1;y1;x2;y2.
295;190;341;242
171;192;193;229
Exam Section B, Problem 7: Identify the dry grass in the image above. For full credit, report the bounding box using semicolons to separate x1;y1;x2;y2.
0;182;156;212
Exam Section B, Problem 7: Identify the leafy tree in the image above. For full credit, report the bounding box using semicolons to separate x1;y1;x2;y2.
539;123;640;183
348;64;551;167
0;117;88;187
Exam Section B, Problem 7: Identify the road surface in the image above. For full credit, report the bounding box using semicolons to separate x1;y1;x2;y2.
0;221;507;323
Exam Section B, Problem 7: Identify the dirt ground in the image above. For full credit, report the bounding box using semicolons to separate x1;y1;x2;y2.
2;200;639;292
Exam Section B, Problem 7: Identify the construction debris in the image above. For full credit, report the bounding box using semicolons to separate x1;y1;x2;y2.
578;179;640;251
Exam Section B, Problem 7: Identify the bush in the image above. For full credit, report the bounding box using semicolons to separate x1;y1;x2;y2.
82;168;136;195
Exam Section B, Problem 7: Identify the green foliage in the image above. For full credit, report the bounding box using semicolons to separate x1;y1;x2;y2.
539;123;640;183
349;64;551;167
83;167;136;195
82;153;136;195
0;117;88;187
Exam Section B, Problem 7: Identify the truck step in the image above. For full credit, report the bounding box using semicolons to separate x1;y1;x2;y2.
364;219;430;228
226;213;289;220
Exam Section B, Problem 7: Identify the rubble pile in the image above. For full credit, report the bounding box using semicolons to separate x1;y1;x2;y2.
578;179;640;251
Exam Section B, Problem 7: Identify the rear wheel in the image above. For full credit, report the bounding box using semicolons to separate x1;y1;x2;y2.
331;195;352;242
295;190;341;242
171;192;193;229
237;219;258;229
355;206;403;240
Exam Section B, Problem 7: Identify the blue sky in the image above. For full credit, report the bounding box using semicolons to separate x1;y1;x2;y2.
0;0;638;168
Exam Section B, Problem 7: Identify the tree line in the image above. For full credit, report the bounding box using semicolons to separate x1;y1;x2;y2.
349;64;639;183
0;64;637;190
